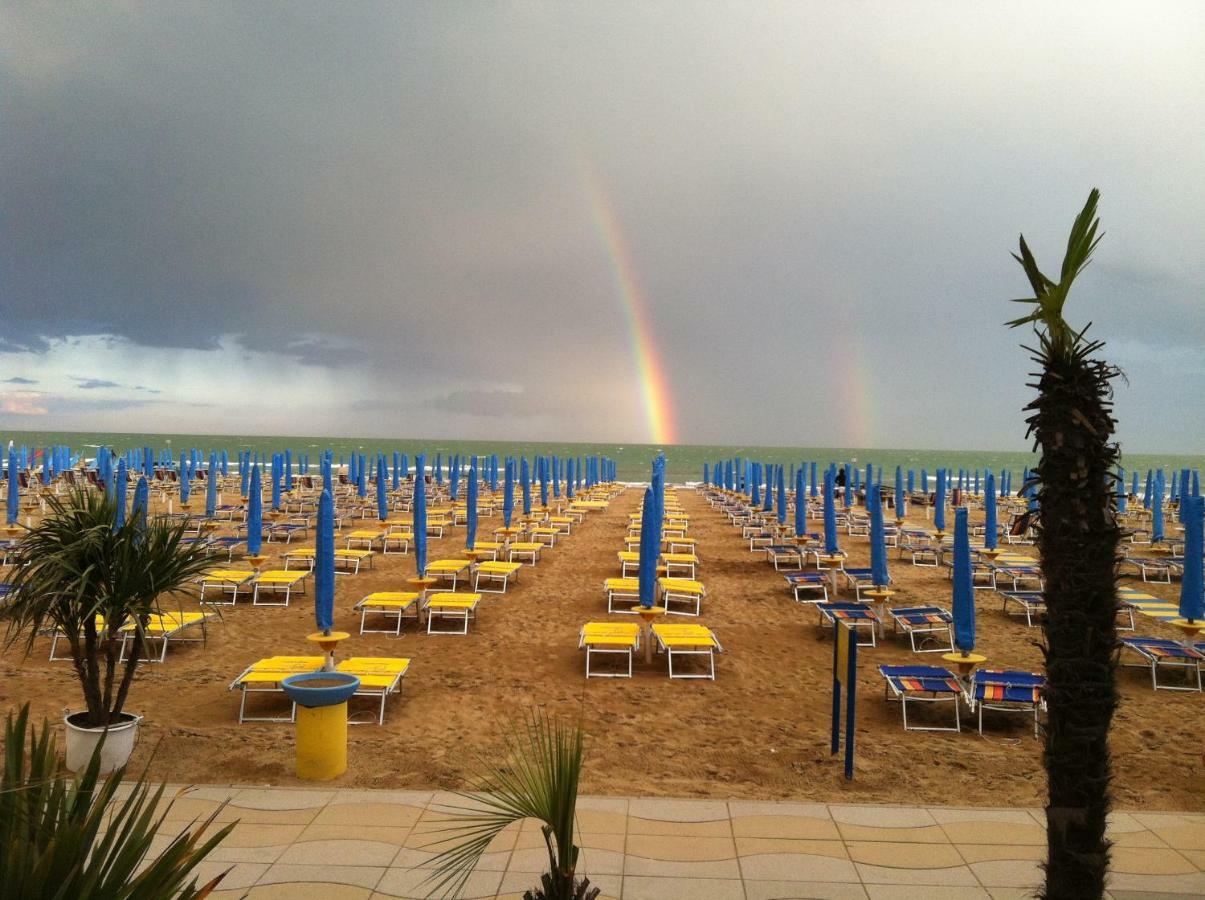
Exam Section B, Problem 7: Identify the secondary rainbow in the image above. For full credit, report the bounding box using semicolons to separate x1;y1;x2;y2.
580;163;678;446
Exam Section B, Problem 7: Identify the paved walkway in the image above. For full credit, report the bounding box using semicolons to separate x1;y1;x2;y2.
151;786;1205;898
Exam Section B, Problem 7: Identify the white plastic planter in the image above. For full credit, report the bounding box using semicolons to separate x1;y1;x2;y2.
63;711;141;774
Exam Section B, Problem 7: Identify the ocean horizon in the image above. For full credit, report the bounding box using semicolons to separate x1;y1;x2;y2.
4;429;1201;485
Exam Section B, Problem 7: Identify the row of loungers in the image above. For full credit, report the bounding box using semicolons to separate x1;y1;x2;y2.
579;622;723;679
880;665;1046;734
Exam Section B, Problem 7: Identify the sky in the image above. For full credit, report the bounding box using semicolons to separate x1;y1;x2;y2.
2;2;1203;452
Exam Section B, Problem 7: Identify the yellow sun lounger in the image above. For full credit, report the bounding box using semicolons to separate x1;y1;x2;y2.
662;553;699;579
228;655;411;724
426;558;471;589
426;592;481;634
659;578;707;617
345;529;388;550
198;569;256;605
252;570;309;606
355;591;421;635
579;622;641;678
508;542;543;566
119;611;214;663
651;623;723;680
469;540;502;561
604;577;640;613
473;561;522;593
617;551;641;578
549;516;573;535
530;525;559;547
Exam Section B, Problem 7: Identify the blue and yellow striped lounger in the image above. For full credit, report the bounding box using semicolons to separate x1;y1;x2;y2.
968;669;1045;735
887;605;953;653
783;570;829;603
879;664;963;732
999;591;1046;627
1121;637;1203;691
817;602;880;647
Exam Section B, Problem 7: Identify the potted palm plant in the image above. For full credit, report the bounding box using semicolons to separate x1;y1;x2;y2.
423;711;601;900
1;488;212;772
1;703;236;898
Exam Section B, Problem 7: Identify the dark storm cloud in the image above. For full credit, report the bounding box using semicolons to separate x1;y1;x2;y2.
2;2;1203;449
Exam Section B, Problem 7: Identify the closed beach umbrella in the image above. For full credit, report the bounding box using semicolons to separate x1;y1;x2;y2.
895;466;906;520
240;454;250;497
869;480;889;588
132;476;149;523
179;454;191;506
392;452;401;491
935;469;947;532
376;456;388;521
984;472;998;550
1179;495;1204;624
552;456;561;498
566;458;575;499
322;454;334;497
221;450;229;477
843;464;853;508
1116;468;1127;514
952;508;976;654
920;469;928;496
466;457;479;550
1152;472;1165;543
284;449;293;492
449;456;460;502
1143;470;1153;510
809;461;818;498
114;460;128;528
521;457;532;515
247;465;263;556
794;467;806;536
776;465;787;524
206;452;218;518
315;489;335;634
750;465;761;507
703;463;709;486
763;465;773;512
539;460;549;509
637;483;661;608
357;454;367;498
435;453;443;485
413;454;428;578
503;459;515;527
823;468;839;556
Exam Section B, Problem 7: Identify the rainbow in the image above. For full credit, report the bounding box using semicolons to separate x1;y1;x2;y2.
581;163;677;446
835;337;874;448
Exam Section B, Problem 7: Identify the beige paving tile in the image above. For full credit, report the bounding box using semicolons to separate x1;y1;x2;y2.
180;785;244;803
1105;871;1205;894
629;797;731;822
865;886;990;899
985;890;1041;900
1109;828;1173;849
855;861;979;886
215;803;324;825
1110;846;1199;875
205;823;306;863
968;858;1043;888
232;788;335;811
625;834;737;861
157;797;224;821
314;802;425;828
298;824;411;845
738;852;861;883
277;837;405;867
623;856;743;878
846;840;963;869
577;795;629;814
829;804;937;828
730;801;833;819
257;863;385;889
732;814;842;840
628;816;734;837
330;789;433;808
622;875;746;899
1133;815;1205;851
374;867;502;898
192;861;270;891
957;844;1044;863
244;884;373;899
836;823;952;844
576;808;629;834
744;881;869;899
1181;848;1205;869
930;809;1045;845
736;837;849;859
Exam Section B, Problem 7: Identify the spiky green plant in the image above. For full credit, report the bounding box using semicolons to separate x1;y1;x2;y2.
1008;188;1121;899
422;711;600;900
0;703;235;898
1;489;213;728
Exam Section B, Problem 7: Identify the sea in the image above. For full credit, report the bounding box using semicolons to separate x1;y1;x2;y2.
4;430;1202;485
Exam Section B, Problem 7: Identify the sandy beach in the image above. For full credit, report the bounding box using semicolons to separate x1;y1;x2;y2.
2;485;1202;812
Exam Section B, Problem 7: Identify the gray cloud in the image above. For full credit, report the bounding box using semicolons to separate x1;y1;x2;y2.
2;2;1204;450
73;378;122;390
3;376;37;384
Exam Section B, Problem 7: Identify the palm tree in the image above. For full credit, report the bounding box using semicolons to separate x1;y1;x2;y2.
1;489;213;728
1008;188;1121;899
422;710;600;900
0;703;235;898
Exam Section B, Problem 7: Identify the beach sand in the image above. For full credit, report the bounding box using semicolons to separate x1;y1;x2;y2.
2;486;1202;811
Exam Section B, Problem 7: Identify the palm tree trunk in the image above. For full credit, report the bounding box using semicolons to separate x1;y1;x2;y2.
1028;346;1121;899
